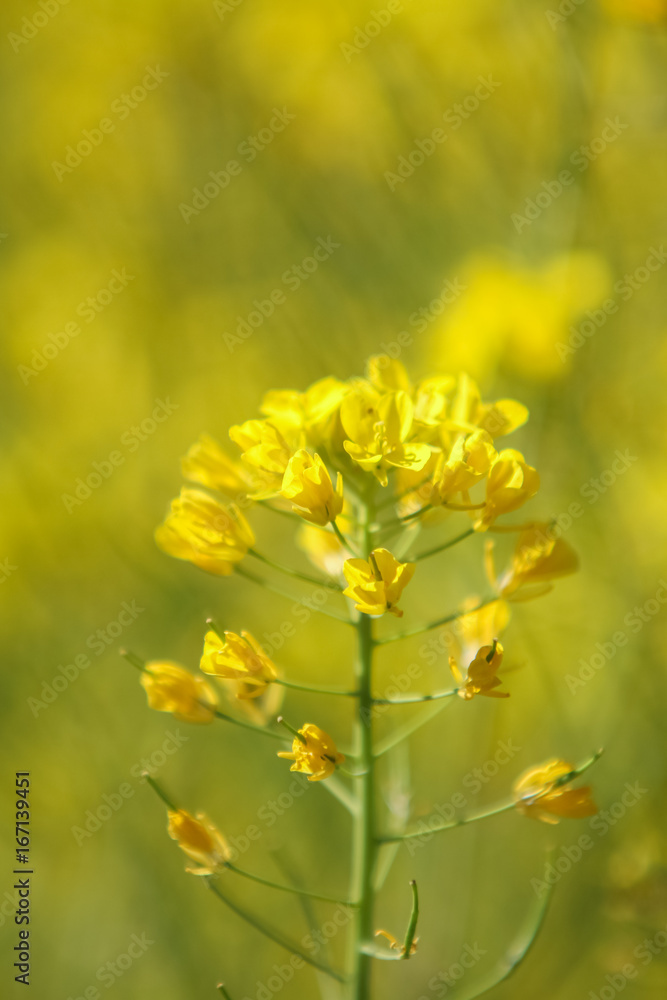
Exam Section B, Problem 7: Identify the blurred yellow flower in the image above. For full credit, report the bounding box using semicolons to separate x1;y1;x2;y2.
429;430;496;506
343;548;415;617
449;373;528;440
229;419;297;497
486;524;579;600
281;449;343;525
181;433;250;498
277;723;344;781
167;809;231;875
513;759;598;824
260;376;349;445
155;488;255;576
600;0;667;22
200;629;277;698
140;661;218;724
475;449;540;530
450;640;508;700
455;598;511;663
341;388;431;486
431;252;612;381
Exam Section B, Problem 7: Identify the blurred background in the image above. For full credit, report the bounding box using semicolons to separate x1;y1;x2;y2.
1;0;666;997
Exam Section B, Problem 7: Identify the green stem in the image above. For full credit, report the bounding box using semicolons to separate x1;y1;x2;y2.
144;774;179;812
378;799;517;844
212;709;287;742
376;596;498;645
205;878;346;982
225;862;355;906
372;688;457;706
414;528;476;562
217;984;234;999
333;518;361;556
373;699;455;758
249;549;342;591
236;566;354;625
402;880;419;959
273;677;358;697
349;491;377;999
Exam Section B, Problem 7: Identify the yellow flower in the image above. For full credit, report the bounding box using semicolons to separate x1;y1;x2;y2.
277;723;345;782
366;356;413;394
140;661;218;723
513;759;598;825
297;524;347;577
475;449;540;529
229;419;297;498
341;389;432;486
155;488;254;576
167;809;231;875
343;548;415;617
486;523;579;600
181;434;250;498
600;0;667;22
260;377;349;445
429;430;496;506
219;676;285;726
200;629;277;698
449;641;508;700
280;450;344;525
449;373;529;439
455;598;510;661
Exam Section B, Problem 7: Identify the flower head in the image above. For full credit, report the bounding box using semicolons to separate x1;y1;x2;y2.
513;759;598;824
281;450;344;525
167;808;231;874
141;661;218;723
155;488;254;576
450;640;508;700
341;388;431;486
200;629;277;698
449;373;529;439
260;377;349;446
229;419;297;498
486;523;579;600
343;548;415;617
277;723;344;781
475;449;540;529
181;434;250;498
429;430;497;506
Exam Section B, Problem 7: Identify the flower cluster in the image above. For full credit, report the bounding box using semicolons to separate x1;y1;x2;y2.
132;360;597;996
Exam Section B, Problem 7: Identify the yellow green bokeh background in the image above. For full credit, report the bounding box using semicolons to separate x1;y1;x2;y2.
2;1;667;997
